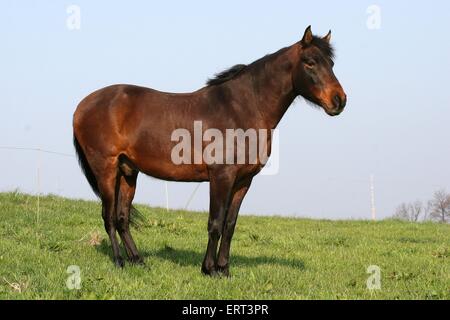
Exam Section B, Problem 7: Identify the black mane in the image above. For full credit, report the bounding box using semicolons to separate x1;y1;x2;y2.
206;64;247;86
206;36;334;86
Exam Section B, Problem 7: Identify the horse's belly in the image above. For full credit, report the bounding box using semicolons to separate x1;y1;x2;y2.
133;156;209;182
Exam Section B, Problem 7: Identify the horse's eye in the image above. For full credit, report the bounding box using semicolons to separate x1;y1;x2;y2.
304;60;315;69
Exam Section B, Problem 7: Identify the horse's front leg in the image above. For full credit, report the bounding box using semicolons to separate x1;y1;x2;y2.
202;171;235;276
216;178;252;277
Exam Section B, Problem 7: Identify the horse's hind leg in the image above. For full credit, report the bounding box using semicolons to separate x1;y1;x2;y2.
96;159;124;268
116;168;143;265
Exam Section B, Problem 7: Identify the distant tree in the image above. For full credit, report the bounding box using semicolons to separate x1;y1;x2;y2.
393;201;423;222
410;201;424;222
422;201;432;222
428;189;450;223
393;203;409;221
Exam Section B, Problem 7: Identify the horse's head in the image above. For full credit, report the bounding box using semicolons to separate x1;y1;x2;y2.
293;26;347;116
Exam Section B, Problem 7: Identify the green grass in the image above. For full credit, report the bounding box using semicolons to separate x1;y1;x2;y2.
0;191;449;300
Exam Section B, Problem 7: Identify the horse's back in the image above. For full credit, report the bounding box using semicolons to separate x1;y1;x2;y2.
74;85;152;121
73;85;153;155
73;84;210;181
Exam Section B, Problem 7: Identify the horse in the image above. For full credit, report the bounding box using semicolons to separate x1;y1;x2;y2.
73;26;347;276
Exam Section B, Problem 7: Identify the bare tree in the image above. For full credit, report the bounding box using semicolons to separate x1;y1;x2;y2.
429;189;450;223
410;201;423;222
393;201;423;222
394;203;410;221
423;201;432;221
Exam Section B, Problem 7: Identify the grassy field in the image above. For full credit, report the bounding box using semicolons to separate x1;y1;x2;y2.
0;191;448;300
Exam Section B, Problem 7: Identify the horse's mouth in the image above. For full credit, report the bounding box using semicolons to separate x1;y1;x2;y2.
325;107;344;117
321;103;344;117
321;93;347;117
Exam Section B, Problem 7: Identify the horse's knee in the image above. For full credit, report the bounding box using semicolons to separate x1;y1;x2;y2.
223;220;236;234
208;220;223;239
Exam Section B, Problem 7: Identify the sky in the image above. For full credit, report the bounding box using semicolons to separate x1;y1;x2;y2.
1;1;449;220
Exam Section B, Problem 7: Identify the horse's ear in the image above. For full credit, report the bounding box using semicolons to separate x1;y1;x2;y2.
301;26;313;45
323;30;332;43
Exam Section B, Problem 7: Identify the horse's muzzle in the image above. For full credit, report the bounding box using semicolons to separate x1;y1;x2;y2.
327;93;347;116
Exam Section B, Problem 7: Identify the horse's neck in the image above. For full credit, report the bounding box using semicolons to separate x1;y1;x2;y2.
238;44;299;130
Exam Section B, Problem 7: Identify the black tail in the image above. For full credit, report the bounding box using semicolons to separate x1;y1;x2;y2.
73;135;100;198
73;134;146;228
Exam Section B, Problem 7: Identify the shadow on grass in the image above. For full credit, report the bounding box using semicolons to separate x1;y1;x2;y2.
154;246;306;270
96;240;305;270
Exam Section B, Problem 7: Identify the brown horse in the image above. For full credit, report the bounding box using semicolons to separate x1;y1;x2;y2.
73;26;346;276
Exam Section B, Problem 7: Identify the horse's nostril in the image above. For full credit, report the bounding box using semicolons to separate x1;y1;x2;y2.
333;94;346;109
333;94;341;108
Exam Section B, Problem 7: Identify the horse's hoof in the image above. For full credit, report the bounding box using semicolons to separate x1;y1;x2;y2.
216;266;231;278
201;265;217;277
130;256;145;266
114;257;125;268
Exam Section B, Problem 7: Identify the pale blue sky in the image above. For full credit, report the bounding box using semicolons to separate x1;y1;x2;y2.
1;1;449;219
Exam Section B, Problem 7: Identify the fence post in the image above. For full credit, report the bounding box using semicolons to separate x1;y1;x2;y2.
165;181;169;212
36;148;41;225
